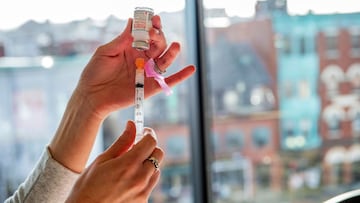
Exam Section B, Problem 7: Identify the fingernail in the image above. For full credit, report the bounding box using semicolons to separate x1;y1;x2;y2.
143;128;157;142
126;120;134;130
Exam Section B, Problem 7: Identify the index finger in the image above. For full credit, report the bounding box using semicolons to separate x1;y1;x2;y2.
152;15;162;30
128;134;157;162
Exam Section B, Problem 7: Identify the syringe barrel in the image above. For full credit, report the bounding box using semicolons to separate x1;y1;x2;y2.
134;68;144;142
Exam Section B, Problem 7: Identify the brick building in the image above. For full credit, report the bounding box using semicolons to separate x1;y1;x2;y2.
317;23;360;187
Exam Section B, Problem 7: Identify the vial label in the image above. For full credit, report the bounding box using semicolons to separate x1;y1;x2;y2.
132;7;154;50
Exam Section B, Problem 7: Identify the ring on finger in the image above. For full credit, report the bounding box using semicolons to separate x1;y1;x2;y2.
154;61;166;75
146;156;160;170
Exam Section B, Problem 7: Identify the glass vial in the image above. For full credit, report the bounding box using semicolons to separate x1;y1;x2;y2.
132;7;154;50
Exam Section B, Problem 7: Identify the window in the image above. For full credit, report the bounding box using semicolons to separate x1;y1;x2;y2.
0;42;4;57
0;1;194;202
255;164;271;188
278;34;292;55
346;63;360;91
282;120;307;150
348;106;360;136
352;161;360;183
298;80;311;98
325;33;339;58
321;65;345;97
225;129;244;150
252;127;271;148
282;80;295;98
323;105;345;138
299;35;306;55
250;85;275;110
2;1;360;203
299;119;312;138
325;147;347;185
352;112;360;136
350;28;360;57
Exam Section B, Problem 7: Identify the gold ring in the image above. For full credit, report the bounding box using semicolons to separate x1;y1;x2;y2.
147;156;159;169
154;62;166;75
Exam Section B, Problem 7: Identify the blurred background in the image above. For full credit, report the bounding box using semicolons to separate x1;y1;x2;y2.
1;0;360;202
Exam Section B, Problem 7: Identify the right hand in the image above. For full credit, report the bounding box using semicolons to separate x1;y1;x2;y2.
65;120;163;203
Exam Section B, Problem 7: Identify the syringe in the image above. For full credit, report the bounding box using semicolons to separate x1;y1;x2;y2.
134;58;145;142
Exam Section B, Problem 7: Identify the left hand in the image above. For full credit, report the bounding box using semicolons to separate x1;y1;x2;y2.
49;15;195;174
75;15;195;120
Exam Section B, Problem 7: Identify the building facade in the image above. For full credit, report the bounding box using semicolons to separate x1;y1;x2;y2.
316;13;360;188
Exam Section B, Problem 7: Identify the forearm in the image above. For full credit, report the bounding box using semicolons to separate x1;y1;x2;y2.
5;148;80;203
49;90;103;173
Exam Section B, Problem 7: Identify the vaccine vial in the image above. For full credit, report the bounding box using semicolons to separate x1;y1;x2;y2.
132;7;154;50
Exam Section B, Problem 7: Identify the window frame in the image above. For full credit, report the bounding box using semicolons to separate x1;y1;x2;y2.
185;0;214;202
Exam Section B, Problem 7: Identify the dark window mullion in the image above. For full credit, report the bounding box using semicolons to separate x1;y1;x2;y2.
185;0;214;203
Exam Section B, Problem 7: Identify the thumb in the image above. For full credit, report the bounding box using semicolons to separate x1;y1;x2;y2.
99;18;133;56
103;120;136;159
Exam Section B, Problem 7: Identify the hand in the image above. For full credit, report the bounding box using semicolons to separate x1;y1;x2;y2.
49;15;195;173
76;15;195;119
65;121;163;203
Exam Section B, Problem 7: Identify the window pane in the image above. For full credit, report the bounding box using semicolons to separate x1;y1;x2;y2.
0;1;194;202
350;29;360;57
3;1;360;202
203;0;360;202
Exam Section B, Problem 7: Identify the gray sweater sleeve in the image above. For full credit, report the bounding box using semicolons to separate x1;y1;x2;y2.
4;147;80;203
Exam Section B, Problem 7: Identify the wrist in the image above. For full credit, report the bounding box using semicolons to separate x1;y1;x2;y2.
65;193;94;203
49;90;103;173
